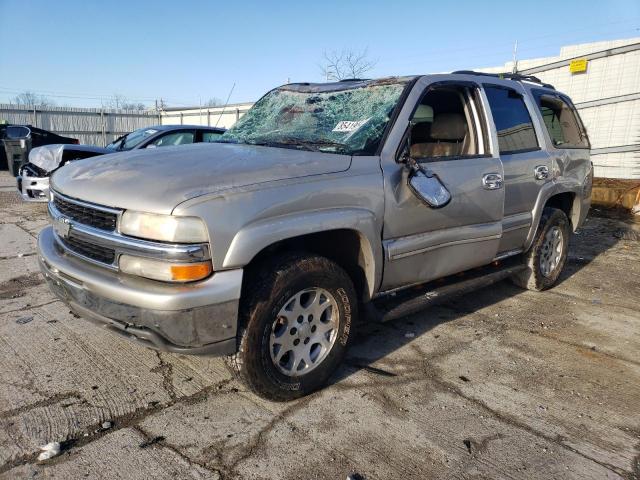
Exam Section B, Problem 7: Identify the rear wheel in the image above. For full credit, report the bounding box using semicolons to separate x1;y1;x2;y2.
225;253;356;401
511;207;571;291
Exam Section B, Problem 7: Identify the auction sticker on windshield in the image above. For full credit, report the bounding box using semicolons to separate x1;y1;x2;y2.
332;119;370;133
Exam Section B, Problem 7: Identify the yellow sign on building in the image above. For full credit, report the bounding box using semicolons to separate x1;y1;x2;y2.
569;58;588;73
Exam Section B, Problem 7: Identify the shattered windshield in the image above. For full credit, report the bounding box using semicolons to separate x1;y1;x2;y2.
217;80;410;155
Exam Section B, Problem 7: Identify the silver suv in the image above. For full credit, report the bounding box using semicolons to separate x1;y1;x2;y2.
38;72;592;400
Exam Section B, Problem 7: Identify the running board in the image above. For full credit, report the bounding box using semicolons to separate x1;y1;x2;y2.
368;262;527;323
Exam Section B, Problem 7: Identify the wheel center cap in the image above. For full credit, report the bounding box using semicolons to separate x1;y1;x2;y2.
299;323;310;337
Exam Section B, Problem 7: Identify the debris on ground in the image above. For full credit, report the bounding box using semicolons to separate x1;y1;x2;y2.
459;375;470;382
347;473;366;480
463;439;472;454
358;364;397;377
37;442;61;461
404;332;415;338
100;421;112;431
16;316;33;324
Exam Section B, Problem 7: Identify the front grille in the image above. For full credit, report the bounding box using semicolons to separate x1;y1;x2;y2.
54;195;117;231
62;234;116;264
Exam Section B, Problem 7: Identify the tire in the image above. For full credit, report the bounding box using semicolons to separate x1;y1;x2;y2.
511;207;571;291
224;253;357;401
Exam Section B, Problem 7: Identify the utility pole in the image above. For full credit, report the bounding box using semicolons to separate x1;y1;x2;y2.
512;40;519;74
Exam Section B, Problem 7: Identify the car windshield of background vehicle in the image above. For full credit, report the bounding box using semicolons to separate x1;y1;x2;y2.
216;80;410;155
107;128;159;151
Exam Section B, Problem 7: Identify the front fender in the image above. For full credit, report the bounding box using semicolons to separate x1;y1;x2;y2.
223;208;382;299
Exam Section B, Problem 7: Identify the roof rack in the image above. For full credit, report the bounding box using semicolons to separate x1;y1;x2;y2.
451;70;555;89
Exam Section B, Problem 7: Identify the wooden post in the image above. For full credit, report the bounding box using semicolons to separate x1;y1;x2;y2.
101;109;106;146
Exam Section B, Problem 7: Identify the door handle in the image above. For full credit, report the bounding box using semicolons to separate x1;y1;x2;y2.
482;173;503;190
534;165;549;180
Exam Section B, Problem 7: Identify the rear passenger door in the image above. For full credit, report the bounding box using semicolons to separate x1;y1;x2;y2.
483;84;550;254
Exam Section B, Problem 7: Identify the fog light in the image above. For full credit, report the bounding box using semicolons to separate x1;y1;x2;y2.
119;255;212;282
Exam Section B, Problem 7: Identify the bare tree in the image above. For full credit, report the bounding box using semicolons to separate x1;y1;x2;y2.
204;97;223;107
122;102;146;111
106;94;127;109
12;91;56;107
319;48;377;81
106;94;146;110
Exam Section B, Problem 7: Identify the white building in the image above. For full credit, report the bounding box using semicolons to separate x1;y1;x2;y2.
161;102;253;130
479;37;640;179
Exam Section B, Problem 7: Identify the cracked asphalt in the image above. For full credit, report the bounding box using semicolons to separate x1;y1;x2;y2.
0;170;639;479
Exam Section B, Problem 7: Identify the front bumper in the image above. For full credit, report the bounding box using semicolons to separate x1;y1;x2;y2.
17;173;50;202
38;226;242;355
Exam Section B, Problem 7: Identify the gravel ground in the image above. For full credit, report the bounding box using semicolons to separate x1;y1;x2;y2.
0;171;639;480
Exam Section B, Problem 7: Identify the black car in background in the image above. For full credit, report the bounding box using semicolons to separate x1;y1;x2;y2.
103;124;225;152
1;124;78;173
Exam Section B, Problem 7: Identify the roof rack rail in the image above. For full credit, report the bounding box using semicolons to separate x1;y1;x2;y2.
451;70;555;90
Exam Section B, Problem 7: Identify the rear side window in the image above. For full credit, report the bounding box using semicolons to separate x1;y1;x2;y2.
484;86;538;154
533;91;589;149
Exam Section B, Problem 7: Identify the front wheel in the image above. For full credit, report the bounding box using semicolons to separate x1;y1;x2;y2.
225;253;357;401
511;207;571;291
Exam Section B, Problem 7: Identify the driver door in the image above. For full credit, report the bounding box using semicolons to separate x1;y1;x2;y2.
379;77;505;291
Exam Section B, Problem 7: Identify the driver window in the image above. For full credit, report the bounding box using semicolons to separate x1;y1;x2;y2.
410;86;478;159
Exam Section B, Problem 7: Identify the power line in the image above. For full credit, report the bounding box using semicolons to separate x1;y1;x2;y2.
0;86;199;107
378;25;640;69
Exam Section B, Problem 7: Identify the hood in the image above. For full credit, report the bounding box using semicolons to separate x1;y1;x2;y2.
50;142;351;214
28;144;111;172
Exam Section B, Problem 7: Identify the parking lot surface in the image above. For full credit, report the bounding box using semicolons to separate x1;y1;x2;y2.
0;170;639;480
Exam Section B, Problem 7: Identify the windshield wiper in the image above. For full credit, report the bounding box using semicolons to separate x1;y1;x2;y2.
250;137;348;153
302;139;349;152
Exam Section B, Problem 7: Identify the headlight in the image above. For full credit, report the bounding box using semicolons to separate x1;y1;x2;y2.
119;255;212;282
120;211;208;243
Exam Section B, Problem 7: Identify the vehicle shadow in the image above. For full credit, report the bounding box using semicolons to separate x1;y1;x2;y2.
329;211;628;385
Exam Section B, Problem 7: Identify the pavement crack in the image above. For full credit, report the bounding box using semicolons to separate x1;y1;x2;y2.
132;425;223;477
532;331;640;368
0;392;82;420
0;252;37;261
431;375;633;479
151;351;177;402
1;299;61;315
0;378;235;474
222;392;318;476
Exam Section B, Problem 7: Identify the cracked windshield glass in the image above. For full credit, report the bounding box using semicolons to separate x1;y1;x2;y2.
217;79;410;154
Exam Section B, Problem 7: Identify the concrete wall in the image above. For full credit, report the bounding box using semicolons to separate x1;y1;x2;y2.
478;38;640;179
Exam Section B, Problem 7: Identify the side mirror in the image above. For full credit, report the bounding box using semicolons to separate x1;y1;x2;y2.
408;166;451;208
403;117;451;208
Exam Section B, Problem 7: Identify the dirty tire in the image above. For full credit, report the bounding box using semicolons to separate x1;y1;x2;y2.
511;207;571;291
224;253;357;401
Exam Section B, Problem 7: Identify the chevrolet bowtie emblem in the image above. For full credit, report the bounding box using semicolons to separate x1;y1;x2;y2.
54;217;71;239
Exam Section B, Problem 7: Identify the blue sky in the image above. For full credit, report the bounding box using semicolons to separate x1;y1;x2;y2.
0;0;638;108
